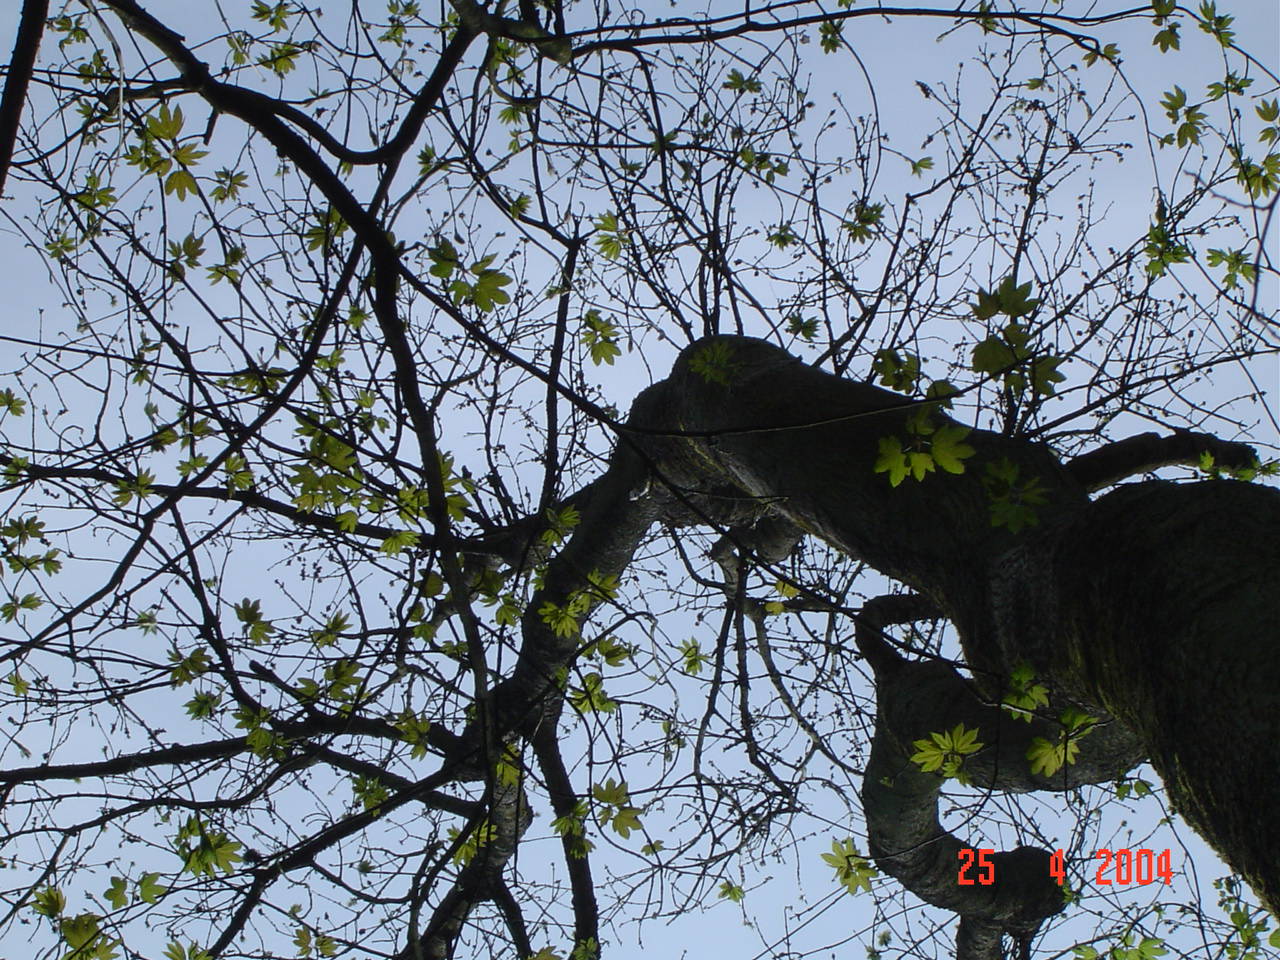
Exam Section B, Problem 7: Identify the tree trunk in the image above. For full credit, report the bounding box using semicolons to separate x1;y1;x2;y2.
626;335;1280;917
999;478;1280;911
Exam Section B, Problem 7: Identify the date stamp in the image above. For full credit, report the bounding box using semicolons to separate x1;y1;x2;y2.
957;847;1175;886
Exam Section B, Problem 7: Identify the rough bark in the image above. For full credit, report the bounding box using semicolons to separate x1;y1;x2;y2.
993;479;1280;912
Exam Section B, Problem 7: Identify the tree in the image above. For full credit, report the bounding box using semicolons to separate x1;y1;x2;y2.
0;2;1276;959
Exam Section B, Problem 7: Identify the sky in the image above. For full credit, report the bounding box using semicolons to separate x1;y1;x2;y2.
0;2;1277;959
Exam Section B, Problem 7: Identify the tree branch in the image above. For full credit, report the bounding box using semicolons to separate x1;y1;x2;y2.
0;0;48;195
1065;430;1259;492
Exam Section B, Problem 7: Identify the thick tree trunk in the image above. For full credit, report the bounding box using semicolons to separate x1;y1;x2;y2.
997;479;1280;911
625;336;1280;919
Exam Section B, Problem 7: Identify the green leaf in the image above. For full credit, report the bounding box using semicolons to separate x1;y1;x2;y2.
1196;0;1234;46
210;168;246;202
1002;662;1050;720
1144;223;1192;276
984;458;1049;533
163;942;211;960
103;875;127;911
910;723;983;782
251;0;293;31
1027;710;1095;776
842;201;883;242
0;387;28;415
580;310;622;365
185;690;221;719
767;222;798;248
494;594;522;627
1231;150;1280;198
177;817;244;876
508;193;530;216
1205;247;1257;289
929;424;975;475
1206;72;1251;102
1028;355;1066;396
592;777;629;807
1026;736;1064;776
995;276;1040;317
586;635;631;666
873;436;911;487
722;69;762;94
59;912;104;951
609;805;643;838
138;871;166;903
469;265;513;312
352;773;390;812
871;349;920;392
258;41;303;75
428;239;460;279
568;671;617;713
32;886;66;917
718;881;745;902
593;212;628;259
546;504;581;542
310;610;350;646
112;469;157;507
168;646;210;686
819;20;842;53
74;172;116;210
234;597;276;643
2;592;43;622
1082;42;1120;66
821;838;878;895
394;709;432;760
177;454;209;478
1159;85;1186;121
379;529;420;556
1153;22;1180;52
909;155;933;177
686;341;739;386
678;638;707;675
146;103;184;140
492;744;524;788
539;600;580;638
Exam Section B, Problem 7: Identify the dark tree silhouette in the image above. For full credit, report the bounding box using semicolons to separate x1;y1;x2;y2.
0;2;1276;960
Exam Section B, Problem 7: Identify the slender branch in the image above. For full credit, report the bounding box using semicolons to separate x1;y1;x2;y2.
0;0;48;194
0;736;250;783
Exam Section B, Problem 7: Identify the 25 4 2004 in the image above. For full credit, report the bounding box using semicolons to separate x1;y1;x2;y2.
956;847;1174;886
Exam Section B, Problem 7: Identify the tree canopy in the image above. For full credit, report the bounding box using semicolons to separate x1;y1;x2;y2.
0;2;1277;960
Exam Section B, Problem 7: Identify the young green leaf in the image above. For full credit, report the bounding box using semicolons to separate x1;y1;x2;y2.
104;876;128;910
718;881;746;902
822;838;878;895
910;723;983;783
138;871;166;903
